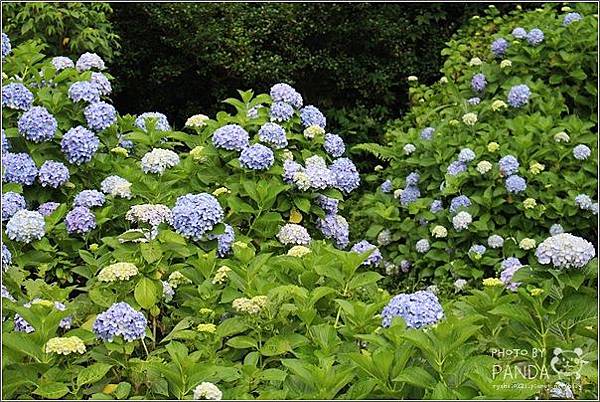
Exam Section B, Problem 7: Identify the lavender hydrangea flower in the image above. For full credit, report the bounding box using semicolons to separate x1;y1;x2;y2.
269;101;294;122
317;214;349;249
381;290;444;329
351;240;382;266
300;105;326;128
76;52;105;71
488;234;504;248
1;32;11;59
468;97;481;105
323;133;345;157
549;224;564;236
1;129;10;154
84;101;117;131
499;155;519;175
65;206;96;235
563;12;583;26
17;106;57;142
61;126;100;165
38;160;70;188
270;83;303;109
415;239;430;253
505;175;527;194
491;38;508;57
135;112;170;132
90;72;112;96
526;28;544;45
380;179;393;193
2;244;12;270
575;194;594;210
500;257;523;291
511;27;527;39
51;56;74;70
458;148;476;163
471;73;487;92
420;127;435;140
330;158;360;193
283;160;302;183
68;81;101;103
400;186;421;206
239;144;274;170
171;193;224;240
74;190;105;208
5;210;45;243
212;124;249;151
315;195;339;215
93;302;147;342
1;284;14;300
2;152;38;185
2;192;26;221
258;122;287;149
405;172;420;186
469;244;486;257
2;83;34;110
38;202;60;216
430;200;443;213
535;233;595;269
302;156;336;190
573;144;591;160
399;259;411;273
450;195;471;214
447;160;467;176
277;223;311;245
215;224;235;257
507;84;531;108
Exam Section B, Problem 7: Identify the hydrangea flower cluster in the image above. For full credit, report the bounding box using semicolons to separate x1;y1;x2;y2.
239;144;274;170
399;172;421;207
185;113;209;128
563;12;583;26
452;211;472;231
351;240;382;266
2;244;12;270
98;262;139;282
2;284;15;300
45;336;86;355
214;224;235;257
287;245;311;257
498;155;519;175
404;144;416;155
380;179;393;193
269;101;294;122
126;204;173;227
535;233;595;269
193;382;223;401
141;148;180;174
507;84;531;108
65;206;96;235
135;112;170;132
526;28;544;45
2;191;26;221
377;229;392;246
330;158;360;194
258;122;287;149
416;239;430;253
381;290;444;329
315;194;339;215
61;126;100;165
500;257;523;291
52;56;74;70
300;105;326;128
469;244;486;259
76;52;105;71
2;152;38;185
38;160;70;188
171;193;224;240
467;97;481;105
277;223;311;245
1;129;10;154
449;195;471;214
304;125;325;140
471;73;487;92
549;224;564;236
232;295;268;315
488;234;504;248
430;200;443;213
317;214;350;249
74;190;105;208
38;202;60;216
212;124;249;151
420;127;435;140
2;83;34;110
17;106;57;142
2;32;11;59
68;81;101;103
90;72;112;96
84;101;117;131
323;133;345;157
573;144;591;160
93;302;147;342
511;27;527;39
270;83;303;109
5;210;45;243
505;174;527;194
491;38;508;57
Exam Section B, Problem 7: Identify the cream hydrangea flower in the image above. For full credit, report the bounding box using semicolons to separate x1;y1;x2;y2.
483;277;504;287
500;60;512;69
523;198;537;209
185;114;209;128
554;132;570;142
232;296;268;315
431;225;448;238
439;76;449;84
196;323;217;333
287;245;311;257
212;266;231;285
110;147;129;157
491;100;507;111
519;238;536;250
212;187;230;197
407;75;418;82
168;271;191;288
45;336;86;355
529;162;545;175
469;57;483;66
487;142;500;152
98;263;139;282
476;161;493;174
303;125;325;139
462;113;478;126
193;382;222;400
189;146;206;161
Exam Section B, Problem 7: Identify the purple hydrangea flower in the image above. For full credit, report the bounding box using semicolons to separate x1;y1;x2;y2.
93;302;147;342
212;124;249;151
507;84;531;108
317;214;350;249
258;122;287;149
380;179;393;193
505;175;527;194
300;105;326;128
420;127;435;140
61;126;100;165
84;101;117;131
2;83;34;110
511;27;527;39
38;202;61;216
430;200;443;213
471;73;487;92
74;190;106;208
324;133;345;157
76;52;105;72
171;193;224;240
2;244;12;269
65;206;96;235
5;210;45;243
381;290;444;329
51;56;74;70
526;28;544;45
447;160;467;176
2;192;27;221
269;101;294;122
400;185;421;206
499;155;519;175
90;72;112;96
38;160;70;188
270;83;303;109
135;112;170;132
573;144;591;160
315;195;339;215
500;257;523;291
239;143;274;170
215;224;235;257
351;240;382;266
450;195;471;214
330;158;360;193
17;106;57;142
277;223;311;245
68;81;101;103
303;156;336;190
563;12;583;26
400;260;412;273
1;129;10;154
491;38;508;57
406;172;420;186
2;152;38;185
1;32;11;59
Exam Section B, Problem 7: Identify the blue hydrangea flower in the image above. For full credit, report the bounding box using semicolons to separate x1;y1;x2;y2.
258;122;287;149
575;194;593;210
239;143;274;170
415;239;430;253
2;83;34;110
500;257;523;291
61;126;100;165
563;12;583;26
2;244;12;270
315;195;339;215
405;172;420;186
2;152;38;185
446;160;467;176
74;190;105;208
400;259;412;273
491;38;508;57
351;240;382;266
469;244;486;257
93;302;147;342
526;28;544;45
215;224;235;257
511;27;527;39
324;133;345;157
1;129;10;154
38;202;61;216
400;185;420;206
277;223;311;245
430;200;443;213
135;112;170;132
2;191;26;221
300;105;326;128
90;72;112;96
302;156;336;190
458;148;476;163
380;179;393;193
269;101;294;122
471;73;487;92
283;160;302;183
270;83;303;109
5;210;45;243
317;214;349;249
550;382;574;399
212;124;249;151
76;52;106;72
505;175;527;194
68;81;101;103
573;144;591;160
381;290;444;329
17;106;57;142
38;160;70;188
84;101;117;131
51;56;74;70
507;84;531;108
536;233;595;269
1;32;11;59
467;97;481;105
420;127;435;140
171;193;224;240
487;234;504;249
499;155;519;175
549;224;564;236
65;206;96;235
449;195;471;214
330;158;360;193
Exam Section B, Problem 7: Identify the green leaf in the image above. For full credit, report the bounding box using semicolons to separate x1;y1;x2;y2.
114;382;132;400
348;271;383;290
226;336;258;349
140;242;162;264
33;383;70;399
77;363;113;387
393;367;436;389
134;277;159;310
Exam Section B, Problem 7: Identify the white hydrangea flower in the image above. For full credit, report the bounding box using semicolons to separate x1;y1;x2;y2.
141;148;180;175
192;382;222;400
185;114;209;128
476;161;492;174
462;113;478;126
